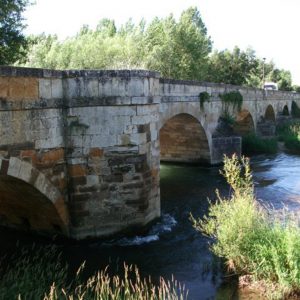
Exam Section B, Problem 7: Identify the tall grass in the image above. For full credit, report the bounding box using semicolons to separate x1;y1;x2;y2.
242;133;277;155
0;246;187;300
191;154;300;299
277;121;300;153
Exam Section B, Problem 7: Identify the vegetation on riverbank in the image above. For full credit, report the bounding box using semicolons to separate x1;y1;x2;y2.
242;133;278;155
191;154;300;299
0;246;187;300
277;121;300;153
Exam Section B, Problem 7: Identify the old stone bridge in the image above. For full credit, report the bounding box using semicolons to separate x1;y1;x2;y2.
0;66;299;239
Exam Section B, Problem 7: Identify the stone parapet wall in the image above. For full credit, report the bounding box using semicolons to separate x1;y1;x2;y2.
159;77;300;103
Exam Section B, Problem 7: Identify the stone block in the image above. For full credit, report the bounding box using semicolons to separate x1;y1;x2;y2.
137;105;158;116
68;164;87;177
39;78;52;99
7;157;21;178
86;175;99;186
8;77;25;100
18;160;34;183
64;78;79;99
24;78;38;100
128;78;145;96
51;79;63;98
89;148;104;157
86;79;99;97
40;148;64;165
0;77;9;98
129;133;147;145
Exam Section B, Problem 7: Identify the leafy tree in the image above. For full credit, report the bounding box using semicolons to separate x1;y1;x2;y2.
0;0;31;64
268;68;293;91
207;47;259;86
293;85;300;93
145;7;212;80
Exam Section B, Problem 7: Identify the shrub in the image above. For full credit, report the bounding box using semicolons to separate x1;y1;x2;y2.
291;101;300;118
242;133;277;155
277;121;300;153
191;154;300;299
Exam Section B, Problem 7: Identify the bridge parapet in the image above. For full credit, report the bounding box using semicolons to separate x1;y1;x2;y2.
159;77;300;103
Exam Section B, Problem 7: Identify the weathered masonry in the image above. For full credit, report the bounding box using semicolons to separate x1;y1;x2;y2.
0;66;299;239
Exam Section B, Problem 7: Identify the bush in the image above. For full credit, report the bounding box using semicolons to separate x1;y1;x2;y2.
242;133;277;155
191;154;300;299
0;246;187;300
277;121;300;153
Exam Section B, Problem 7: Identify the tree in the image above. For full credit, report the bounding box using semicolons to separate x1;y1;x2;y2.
207;47;259;86
0;0;31;65
268;68;293;91
144;7;212;80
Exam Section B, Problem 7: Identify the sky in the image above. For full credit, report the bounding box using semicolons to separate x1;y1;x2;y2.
24;0;300;84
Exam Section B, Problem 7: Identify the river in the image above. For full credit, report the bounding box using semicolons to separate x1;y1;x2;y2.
1;152;300;299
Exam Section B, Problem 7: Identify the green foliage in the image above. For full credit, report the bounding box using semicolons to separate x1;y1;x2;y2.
191;154;300;299
19;8;294;87
291;101;300;118
0;246;187;300
207;47;259;86
293;85;300;93
277;121;300;153
269;68;293;91
144;7;212;80
219;91;243;123
242;133;278;155
23;7;212;81
199;91;210;110
0;0;31;65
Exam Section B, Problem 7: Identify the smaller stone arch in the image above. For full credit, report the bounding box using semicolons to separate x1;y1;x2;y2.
291;101;300;118
265;104;276;122
282;105;290;116
159;113;210;164
0;157;69;235
256;104;276;137
233;109;255;136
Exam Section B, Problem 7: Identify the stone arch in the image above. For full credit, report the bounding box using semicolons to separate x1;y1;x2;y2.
282;104;289;116
291;101;300;118
233;109;255;136
265;104;276;122
159;113;210;163
0;157;68;235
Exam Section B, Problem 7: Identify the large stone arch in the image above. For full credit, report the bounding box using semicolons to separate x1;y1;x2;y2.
233;109;255;136
159;113;211;163
0;157;69;235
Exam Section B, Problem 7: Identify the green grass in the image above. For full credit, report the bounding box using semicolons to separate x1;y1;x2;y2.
191;154;300;299
0;246;187;300
242;133;278;155
277;121;300;153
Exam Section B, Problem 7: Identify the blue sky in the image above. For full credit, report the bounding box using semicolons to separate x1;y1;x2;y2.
24;0;300;84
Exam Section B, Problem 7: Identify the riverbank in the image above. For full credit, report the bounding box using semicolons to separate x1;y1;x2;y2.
193;155;300;300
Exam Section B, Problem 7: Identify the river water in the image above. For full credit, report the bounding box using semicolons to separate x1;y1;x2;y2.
1;153;300;299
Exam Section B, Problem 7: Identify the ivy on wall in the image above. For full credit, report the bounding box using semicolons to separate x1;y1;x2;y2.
219;90;243;123
199;91;211;111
